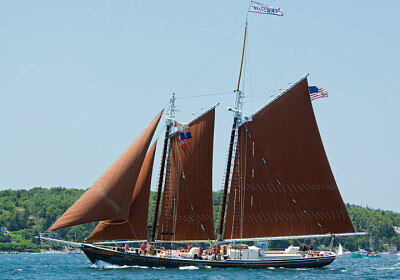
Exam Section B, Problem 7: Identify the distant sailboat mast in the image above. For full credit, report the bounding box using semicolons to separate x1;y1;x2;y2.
337;243;343;256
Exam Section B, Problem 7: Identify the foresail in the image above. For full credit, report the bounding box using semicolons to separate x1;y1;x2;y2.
158;108;215;241
48;111;163;231
223;76;354;240
85;142;157;241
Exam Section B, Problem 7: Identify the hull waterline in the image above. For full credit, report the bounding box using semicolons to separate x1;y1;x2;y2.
82;244;336;269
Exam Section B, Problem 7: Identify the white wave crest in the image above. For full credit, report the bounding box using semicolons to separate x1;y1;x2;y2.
179;266;199;270
93;260;148;269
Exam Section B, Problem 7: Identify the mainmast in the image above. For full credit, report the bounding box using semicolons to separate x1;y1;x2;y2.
217;20;247;241
150;94;175;243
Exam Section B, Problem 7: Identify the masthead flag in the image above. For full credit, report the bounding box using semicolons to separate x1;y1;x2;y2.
249;1;283;16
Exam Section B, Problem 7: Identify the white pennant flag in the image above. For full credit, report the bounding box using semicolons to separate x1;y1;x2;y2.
249;1;283;16
176;122;190;132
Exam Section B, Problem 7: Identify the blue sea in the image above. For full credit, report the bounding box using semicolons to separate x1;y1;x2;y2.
0;253;399;279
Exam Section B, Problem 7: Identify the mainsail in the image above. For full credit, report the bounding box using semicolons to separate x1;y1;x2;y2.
158;108;215;241
48;111;163;231
223;76;354;239
85;142;157;241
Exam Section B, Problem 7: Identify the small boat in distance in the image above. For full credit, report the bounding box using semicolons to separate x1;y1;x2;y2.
367;252;381;258
351;249;381;258
351;249;368;258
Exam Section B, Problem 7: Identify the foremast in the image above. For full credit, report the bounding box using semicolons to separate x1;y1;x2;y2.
217;19;247;242
150;94;176;244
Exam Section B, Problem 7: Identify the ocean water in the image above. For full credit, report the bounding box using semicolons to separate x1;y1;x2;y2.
0;253;399;280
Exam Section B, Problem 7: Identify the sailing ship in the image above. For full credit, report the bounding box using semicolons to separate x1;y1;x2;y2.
42;2;363;269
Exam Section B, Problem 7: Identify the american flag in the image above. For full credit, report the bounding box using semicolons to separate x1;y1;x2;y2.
309;86;328;101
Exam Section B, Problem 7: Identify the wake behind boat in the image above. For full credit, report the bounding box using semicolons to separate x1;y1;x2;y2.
42;1;365;269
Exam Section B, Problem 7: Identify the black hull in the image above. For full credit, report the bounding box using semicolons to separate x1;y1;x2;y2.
82;244;335;269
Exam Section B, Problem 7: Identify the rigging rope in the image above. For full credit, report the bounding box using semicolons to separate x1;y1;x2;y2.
176;91;232;100
177;23;245;96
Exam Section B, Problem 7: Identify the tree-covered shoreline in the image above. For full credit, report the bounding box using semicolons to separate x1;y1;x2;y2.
0;187;399;253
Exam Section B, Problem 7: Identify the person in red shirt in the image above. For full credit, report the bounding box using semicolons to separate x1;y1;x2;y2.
187;244;192;252
124;243;129;252
140;242;146;254
211;246;216;260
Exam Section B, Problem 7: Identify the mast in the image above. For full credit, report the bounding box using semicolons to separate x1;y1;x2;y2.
236;20;248;92
217;20;247;242
150;94;175;243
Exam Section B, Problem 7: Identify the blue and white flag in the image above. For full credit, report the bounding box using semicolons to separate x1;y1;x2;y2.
249;1;283;16
179;131;192;140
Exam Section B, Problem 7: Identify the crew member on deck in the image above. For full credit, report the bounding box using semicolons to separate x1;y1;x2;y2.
140;242;146;254
124;243;129;252
211;246;216;260
301;244;308;257
187;244;192;252
199;245;203;259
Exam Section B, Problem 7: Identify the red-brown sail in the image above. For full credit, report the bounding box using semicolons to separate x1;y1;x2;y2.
158;108;215;241
223;76;354;239
85;142;157;241
48;111;163;231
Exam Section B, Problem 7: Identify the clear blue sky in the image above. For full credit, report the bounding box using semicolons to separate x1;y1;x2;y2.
1;1;399;212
